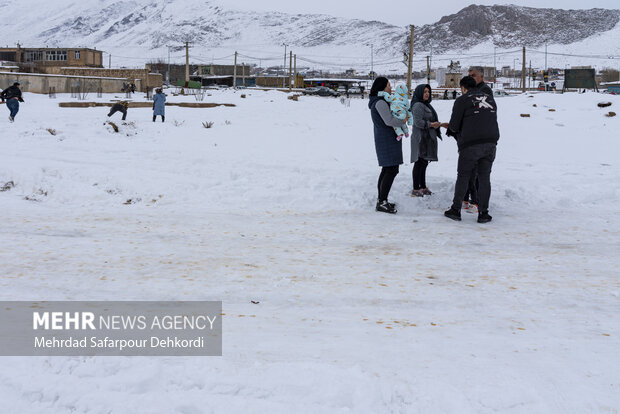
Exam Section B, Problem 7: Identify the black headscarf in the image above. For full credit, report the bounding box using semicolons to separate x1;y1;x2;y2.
410;84;441;138
369;77;389;97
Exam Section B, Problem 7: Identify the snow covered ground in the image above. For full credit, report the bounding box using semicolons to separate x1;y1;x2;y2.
0;87;619;413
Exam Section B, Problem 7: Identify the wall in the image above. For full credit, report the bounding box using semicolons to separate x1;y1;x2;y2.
0;71;126;93
50;68;162;91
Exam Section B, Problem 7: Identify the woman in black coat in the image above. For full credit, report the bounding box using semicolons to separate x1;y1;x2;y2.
368;77;408;214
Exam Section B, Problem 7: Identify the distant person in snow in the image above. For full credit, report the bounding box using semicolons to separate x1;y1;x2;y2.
108;101;128;121
152;88;166;122
1;82;24;122
452;90;457;99
369;76;409;214
443;76;499;224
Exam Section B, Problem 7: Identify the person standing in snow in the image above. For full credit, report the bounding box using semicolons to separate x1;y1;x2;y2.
108;101;128;121
409;84;442;197
152;88;166;122
443;76;499;223
1;82;24;122
369;77;408;214
469;66;494;97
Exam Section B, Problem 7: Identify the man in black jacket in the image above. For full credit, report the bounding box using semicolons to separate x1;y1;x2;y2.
443;76;499;223
1;82;25;122
469;66;494;96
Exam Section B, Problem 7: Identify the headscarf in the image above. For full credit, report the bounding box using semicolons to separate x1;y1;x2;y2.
410;84;441;138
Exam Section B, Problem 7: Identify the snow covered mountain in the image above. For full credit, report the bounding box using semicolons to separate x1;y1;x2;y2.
1;1;619;70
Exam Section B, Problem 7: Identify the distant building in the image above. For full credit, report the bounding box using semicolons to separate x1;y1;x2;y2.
200;64;252;77
0;46;103;70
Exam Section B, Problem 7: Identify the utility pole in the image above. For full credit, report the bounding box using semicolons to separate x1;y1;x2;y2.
522;46;526;93
426;55;430;84
294;54;297;88
242;62;246;87
233;51;238;89
282;44;288;88
108;53;111;69
185;41;190;87
289;50;293;91
167;46;171;84
371;44;374;79
406;25;414;98
545;41;548;71
529;60;532;89
493;46;497;83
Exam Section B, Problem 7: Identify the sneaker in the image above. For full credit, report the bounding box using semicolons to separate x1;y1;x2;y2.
477;211;492;223
376;200;397;214
465;203;478;214
378;199;396;209
422;188;433;196
410;189;425;197
444;207;461;221
462;201;469;209
8;116;14;122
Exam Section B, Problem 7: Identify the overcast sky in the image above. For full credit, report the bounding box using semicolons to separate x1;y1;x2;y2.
217;0;620;26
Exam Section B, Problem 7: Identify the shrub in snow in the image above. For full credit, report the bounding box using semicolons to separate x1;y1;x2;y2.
0;181;15;192
46;128;57;136
202;121;214;129
605;112;616;117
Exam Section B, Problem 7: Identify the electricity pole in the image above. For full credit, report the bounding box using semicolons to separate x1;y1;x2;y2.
289;50;293;91
294;54;297;88
426;55;430;84
185;41;190;87
242;62;246;87
522;46;526;93
406;25;414;98
282;44;288;88
233;51;238;88
493;46;497;83
108;53;111;69
167;46;171;84
371;44;374;79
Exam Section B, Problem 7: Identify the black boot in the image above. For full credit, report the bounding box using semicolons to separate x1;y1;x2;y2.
376;200;397;214
153;115;156;122
444;208;461;221
477;211;492;223
161;116;165;123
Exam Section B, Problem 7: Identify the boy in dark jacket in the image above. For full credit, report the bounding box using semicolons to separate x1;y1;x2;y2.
443;76;499;223
1;82;25;122
107;101;128;120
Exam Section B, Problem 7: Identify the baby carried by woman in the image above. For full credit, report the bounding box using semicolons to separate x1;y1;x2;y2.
378;84;413;141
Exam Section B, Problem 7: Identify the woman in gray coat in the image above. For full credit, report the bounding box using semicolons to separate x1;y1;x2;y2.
368;77;408;214
410;84;442;197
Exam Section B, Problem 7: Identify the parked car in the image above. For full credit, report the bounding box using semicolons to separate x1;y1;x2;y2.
303;87;321;95
316;86;340;97
348;87;362;94
494;90;511;97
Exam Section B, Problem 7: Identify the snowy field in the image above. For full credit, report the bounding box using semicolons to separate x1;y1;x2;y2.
0;88;619;413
